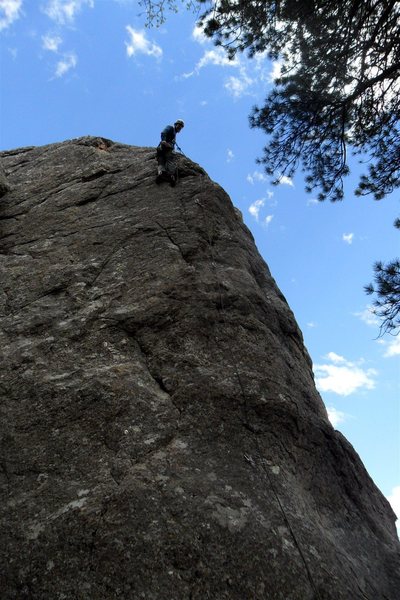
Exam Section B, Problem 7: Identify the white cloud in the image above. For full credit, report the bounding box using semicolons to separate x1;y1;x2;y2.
192;23;208;45
354;305;379;327
248;203;273;228
225;67;253;98
248;198;265;221
343;232;354;244
247;170;268;185
264;214;273;226
187;19;293;99
269;60;282;82
54;51;77;77
314;353;377;396
387;486;400;534
254;50;270;70
278;175;294;187
226;149;234;163
384;337;400;358
327;406;348;428
187;23;268;98
43;0;93;25
42;33;62;52
307;321;317;328
307;197;319;206
199;47;239;70
0;0;22;30
182;47;240;79
181;70;195;80
125;26;162;60
326;351;346;364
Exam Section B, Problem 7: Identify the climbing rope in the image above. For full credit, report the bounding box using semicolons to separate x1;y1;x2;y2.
173;146;186;185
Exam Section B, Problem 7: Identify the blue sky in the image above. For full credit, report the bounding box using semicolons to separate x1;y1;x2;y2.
1;0;399;528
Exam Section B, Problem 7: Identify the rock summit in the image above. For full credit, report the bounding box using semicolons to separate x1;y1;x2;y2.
0;137;399;599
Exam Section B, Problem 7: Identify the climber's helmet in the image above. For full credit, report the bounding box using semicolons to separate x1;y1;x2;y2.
174;119;185;132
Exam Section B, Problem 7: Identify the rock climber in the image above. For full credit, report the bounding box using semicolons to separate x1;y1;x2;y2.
156;119;184;186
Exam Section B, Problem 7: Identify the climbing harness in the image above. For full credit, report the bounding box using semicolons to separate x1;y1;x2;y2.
156;142;186;187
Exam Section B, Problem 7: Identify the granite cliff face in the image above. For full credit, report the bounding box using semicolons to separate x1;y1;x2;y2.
0;137;399;599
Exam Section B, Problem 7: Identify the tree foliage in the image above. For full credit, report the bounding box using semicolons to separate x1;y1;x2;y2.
365;219;400;336
142;0;400;201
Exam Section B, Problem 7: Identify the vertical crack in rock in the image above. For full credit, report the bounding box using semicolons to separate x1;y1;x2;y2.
0;137;399;600
132;332;183;418
155;220;191;266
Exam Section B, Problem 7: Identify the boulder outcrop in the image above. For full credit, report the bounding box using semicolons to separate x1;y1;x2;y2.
0;137;399;599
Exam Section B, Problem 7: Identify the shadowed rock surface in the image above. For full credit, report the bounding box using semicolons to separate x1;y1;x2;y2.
0;136;399;599
0;160;10;197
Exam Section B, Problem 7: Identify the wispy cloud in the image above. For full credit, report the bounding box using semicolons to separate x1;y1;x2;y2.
41;3;89;78
8;46;18;58
247;170;268;185
125;26;162;60
253;50;272;82
343;232;354;244
268;60;282;82
199;48;238;69
383;337;400;358
0;0;23;30
264;214;273;226
192;23;207;45
248;198;265;221
354;305;379;327
183;47;239;78
184;24;248;88
226;149;234;163
248;198;274;227
326;352;346;363
225;67;254;98
186;22;268;98
43;0;94;25
278;175;294;187
42;33;62;52
54;51;77;77
327;406;348;428
314;352;377;396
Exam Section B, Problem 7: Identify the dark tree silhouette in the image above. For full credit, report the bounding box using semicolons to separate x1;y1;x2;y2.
202;0;400;201
365;219;400;336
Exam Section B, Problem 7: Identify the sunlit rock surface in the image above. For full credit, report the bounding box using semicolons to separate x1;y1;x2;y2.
0;137;399;599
